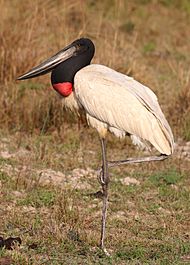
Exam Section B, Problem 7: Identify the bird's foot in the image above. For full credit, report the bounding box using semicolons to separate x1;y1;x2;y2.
100;246;111;257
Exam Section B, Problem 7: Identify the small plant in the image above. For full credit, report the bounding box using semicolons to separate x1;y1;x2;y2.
18;188;56;208
143;41;156;54
149;169;182;186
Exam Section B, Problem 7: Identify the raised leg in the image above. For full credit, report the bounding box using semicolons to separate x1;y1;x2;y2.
99;138;110;255
97;155;168;179
108;154;168;168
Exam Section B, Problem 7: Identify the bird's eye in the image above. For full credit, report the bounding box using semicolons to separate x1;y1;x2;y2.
76;43;81;49
76;43;84;51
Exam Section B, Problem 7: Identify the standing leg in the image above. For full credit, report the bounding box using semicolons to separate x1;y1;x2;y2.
99;138;110;255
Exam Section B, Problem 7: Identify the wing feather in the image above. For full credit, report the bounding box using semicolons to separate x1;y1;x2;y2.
74;64;174;155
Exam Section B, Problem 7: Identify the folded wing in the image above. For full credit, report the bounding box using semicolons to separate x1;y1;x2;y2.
74;64;174;155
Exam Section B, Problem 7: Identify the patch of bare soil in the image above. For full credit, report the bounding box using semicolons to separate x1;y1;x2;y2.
37;167;96;189
0;137;98;190
120;176;140;186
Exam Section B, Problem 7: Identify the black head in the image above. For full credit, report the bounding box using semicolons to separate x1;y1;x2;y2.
51;38;95;85
17;38;95;81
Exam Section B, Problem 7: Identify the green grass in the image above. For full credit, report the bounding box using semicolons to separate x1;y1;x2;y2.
17;188;56;208
1;130;189;264
149;169;182;186
143;41;156;54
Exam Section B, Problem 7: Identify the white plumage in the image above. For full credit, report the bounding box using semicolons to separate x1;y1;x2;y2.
67;64;174;155
17;38;174;252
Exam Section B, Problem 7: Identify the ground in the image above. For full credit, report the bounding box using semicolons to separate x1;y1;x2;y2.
0;0;190;264
0;130;190;264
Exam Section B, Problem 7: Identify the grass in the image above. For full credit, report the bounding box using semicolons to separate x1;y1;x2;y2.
143;41;156;54
149;169;182;185
0;0;190;264
0;129;190;264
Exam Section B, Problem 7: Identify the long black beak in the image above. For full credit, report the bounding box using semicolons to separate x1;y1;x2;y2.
17;43;77;80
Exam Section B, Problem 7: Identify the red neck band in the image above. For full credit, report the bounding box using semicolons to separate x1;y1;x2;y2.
53;82;73;97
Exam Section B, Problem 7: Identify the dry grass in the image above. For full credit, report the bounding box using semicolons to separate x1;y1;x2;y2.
0;0;190;264
0;0;189;137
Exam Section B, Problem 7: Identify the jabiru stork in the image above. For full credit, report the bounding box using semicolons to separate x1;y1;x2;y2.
17;38;174;254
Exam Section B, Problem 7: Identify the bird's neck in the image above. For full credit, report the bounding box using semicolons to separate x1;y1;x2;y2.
51;53;93;97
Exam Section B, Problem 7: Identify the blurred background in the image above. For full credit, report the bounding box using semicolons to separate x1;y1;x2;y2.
1;0;190;138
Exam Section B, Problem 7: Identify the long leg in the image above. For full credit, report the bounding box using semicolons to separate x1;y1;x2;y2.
108;154;168;168
99;138;110;254
97;147;168;252
97;154;168;178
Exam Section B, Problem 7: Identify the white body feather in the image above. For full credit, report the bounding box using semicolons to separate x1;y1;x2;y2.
65;64;174;155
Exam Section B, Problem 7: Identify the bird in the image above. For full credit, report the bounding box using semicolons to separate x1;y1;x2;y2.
17;38;174;254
